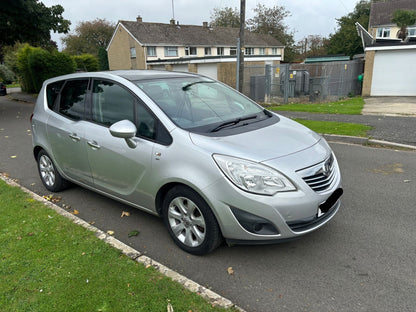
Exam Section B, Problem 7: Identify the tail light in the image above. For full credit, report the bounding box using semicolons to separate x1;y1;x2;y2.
30;113;34;122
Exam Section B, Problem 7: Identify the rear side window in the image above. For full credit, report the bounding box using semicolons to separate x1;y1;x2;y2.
92;80;135;126
46;81;64;110
59;80;89;120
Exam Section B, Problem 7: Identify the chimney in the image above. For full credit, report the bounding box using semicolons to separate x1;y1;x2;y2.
136;16;142;23
203;21;208;28
170;18;175;25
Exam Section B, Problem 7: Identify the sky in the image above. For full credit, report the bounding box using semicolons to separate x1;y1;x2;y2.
41;0;361;49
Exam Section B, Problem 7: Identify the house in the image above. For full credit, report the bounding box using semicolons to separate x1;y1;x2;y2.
107;16;284;88
356;0;416;96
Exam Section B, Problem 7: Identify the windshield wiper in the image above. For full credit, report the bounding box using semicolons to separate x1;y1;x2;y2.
210;114;258;132
182;81;215;91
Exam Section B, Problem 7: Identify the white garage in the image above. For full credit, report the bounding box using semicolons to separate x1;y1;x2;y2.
371;48;416;96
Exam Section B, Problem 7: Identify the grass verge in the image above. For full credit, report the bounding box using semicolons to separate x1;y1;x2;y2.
0;179;234;312
294;119;372;137
269;97;365;115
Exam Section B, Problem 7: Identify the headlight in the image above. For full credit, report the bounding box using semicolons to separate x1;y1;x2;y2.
212;154;296;195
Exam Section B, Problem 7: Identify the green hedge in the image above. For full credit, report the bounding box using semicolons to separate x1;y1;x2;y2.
15;44;76;93
72;54;99;72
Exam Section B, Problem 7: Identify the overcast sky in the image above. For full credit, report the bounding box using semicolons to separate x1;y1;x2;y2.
42;0;361;49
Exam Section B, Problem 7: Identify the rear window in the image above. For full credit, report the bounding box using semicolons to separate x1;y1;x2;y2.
46;81;65;110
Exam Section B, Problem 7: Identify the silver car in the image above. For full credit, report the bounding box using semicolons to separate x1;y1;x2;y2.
31;70;343;255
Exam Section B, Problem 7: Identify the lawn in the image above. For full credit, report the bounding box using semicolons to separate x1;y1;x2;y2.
269;97;365;115
295;119;372;137
0;179;235;312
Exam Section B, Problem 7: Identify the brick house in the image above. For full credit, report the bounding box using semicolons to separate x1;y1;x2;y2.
107;17;284;87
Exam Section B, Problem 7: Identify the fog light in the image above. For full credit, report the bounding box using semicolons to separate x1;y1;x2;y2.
230;207;279;235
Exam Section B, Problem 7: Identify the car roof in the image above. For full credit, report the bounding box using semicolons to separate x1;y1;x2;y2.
112;70;202;82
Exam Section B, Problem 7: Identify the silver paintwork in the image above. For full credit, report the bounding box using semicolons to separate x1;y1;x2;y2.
32;70;342;247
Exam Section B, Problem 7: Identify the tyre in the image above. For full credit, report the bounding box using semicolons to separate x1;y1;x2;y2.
37;150;69;192
162;186;222;255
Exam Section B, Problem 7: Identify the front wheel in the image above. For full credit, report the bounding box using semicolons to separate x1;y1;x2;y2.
37;150;69;192
162;186;222;255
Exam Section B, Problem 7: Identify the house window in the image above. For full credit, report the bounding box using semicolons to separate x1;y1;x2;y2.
259;48;265;55
230;47;237;55
217;47;224;55
271;48;279;55
185;47;197;56
164;47;178;57
245;47;254;55
147;46;156;57
204;47;212;55
130;47;136;58
376;27;390;38
408;27;416;37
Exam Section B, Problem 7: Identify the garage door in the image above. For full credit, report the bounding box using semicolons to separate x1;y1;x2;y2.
197;64;218;80
371;49;416;96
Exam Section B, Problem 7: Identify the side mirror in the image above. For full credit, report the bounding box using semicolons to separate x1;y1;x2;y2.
109;120;138;148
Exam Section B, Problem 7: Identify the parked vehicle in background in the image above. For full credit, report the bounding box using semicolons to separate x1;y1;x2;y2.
0;82;7;96
31;70;343;255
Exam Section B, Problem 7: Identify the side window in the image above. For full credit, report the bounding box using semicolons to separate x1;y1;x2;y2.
136;101;156;140
92;80;135;126
46;80;65;110
59;80;89;120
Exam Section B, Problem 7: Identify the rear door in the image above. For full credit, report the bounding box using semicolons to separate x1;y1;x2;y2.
46;79;93;185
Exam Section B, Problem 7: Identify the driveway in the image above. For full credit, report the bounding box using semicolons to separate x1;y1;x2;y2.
363;96;416;116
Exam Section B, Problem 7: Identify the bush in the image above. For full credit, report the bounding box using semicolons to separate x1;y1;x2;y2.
98;47;109;71
15;44;76;93
72;54;99;72
0;64;16;84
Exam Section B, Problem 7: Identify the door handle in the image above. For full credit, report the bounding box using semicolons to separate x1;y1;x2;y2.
87;140;101;149
69;133;81;142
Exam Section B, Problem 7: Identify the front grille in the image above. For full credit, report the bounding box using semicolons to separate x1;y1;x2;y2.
299;154;336;192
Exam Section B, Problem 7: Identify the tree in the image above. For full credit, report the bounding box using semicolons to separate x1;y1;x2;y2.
392;9;416;40
210;7;240;28
326;0;370;57
62;19;115;56
296;35;329;60
0;0;70;49
247;4;296;62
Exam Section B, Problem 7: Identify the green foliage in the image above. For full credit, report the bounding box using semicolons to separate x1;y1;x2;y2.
62;19;115;56
72;54;99;72
0;180;234;312
15;44;75;93
0;0;70;48
326;0;370;57
210;7;240;27
392;9;416;39
294;119;372;137
98;47;109;71
270;97;365;115
0;64;16;84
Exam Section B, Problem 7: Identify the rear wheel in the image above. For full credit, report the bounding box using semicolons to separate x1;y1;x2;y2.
162;186;222;255
37;150;68;192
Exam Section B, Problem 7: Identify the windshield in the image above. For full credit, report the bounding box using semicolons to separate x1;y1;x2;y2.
134;77;264;132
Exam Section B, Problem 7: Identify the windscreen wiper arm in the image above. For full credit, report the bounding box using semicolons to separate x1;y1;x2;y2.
210;114;258;132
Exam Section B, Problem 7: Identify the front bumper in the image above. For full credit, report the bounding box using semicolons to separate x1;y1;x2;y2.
202;153;343;243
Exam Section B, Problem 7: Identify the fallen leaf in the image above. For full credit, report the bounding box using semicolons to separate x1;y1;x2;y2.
50;196;62;203
146;264;152;269
121;211;131;217
88;221;95;225
404;180;411;183
107;230;115;236
71;209;79;215
227;267;234;275
128;230;140;237
10;155;17;158
27;232;34;236
167;300;174;312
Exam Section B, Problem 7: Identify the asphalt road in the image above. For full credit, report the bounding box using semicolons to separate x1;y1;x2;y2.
1;96;415;312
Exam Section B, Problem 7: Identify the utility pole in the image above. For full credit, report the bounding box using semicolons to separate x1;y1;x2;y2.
237;0;245;93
